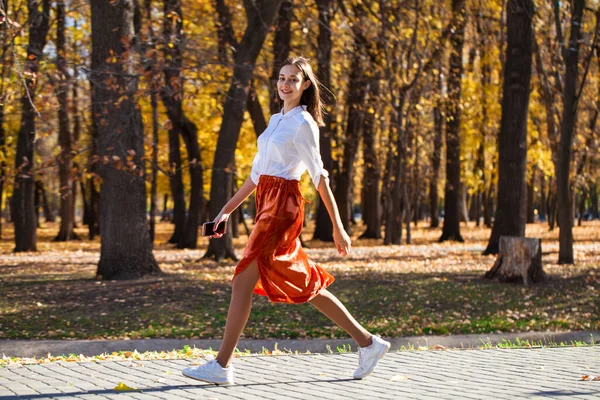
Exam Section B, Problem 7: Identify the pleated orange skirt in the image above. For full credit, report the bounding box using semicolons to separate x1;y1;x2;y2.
233;175;335;303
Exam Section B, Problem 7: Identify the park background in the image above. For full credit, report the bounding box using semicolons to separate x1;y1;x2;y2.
0;0;598;344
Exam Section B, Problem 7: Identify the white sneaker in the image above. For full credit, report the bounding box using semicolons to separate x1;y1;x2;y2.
182;358;234;385
353;335;391;379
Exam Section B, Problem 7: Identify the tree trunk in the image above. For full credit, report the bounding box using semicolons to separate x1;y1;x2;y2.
205;0;283;261
485;236;546;286
0;0;10;238
384;92;406;245
475;22;490;228
547;181;557;230
247;83;268;136
334;34;367;235
527;171;535;224
12;0;51;252
71;21;82;229
55;0;78;241
557;0;585;264
313;0;336;242
91;0;159;279
459;182;469;224
540;173;547;221
359;79;382;239
483;0;534;254
34;181;42;227
149;87;159;244
439;0;466;242
79;179;89;227
161;194;169;221
591;181;598;218
430;79;443;229
161;0;205;249
269;0;292;115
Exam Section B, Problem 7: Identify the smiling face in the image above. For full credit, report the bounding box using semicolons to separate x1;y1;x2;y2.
277;64;311;108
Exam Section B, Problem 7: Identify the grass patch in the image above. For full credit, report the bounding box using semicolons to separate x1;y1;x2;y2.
0;221;599;341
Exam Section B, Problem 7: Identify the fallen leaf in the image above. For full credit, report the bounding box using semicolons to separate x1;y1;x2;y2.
114;382;138;391
581;375;600;381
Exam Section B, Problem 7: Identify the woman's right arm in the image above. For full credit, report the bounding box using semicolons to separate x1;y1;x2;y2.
211;177;257;238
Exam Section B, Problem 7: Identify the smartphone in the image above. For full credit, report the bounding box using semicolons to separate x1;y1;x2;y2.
202;221;226;237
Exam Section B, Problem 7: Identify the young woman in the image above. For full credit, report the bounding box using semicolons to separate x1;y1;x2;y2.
183;57;390;385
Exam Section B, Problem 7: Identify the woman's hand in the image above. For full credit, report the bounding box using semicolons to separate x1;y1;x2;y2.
333;228;351;256
210;210;230;239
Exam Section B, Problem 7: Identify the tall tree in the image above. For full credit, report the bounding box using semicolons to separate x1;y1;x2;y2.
439;0;466;242
312;0;336;242
91;0;159;279
12;0;50;252
484;0;534;254
556;0;586;264
54;0;77;241
359;78;382;239
334;3;369;234
205;0;283;261
161;0;205;249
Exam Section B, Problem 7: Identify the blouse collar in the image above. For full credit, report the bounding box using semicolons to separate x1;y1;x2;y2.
280;105;307;119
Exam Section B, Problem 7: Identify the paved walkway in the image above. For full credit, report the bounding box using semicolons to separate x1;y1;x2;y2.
1;347;599;399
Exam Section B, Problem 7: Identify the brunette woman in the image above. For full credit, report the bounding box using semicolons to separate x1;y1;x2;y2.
183;57;390;385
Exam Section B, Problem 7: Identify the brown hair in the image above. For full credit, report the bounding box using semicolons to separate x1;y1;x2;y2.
279;56;325;127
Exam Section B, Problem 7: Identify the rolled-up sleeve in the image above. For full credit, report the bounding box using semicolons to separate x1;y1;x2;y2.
293;120;329;188
250;152;261;185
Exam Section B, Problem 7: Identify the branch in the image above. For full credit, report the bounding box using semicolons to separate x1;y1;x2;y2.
552;0;566;60
573;8;600;116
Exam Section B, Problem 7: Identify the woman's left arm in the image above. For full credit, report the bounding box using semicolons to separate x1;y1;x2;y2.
316;176;351;256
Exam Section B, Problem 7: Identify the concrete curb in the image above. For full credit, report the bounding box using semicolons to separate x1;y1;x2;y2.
1;330;597;358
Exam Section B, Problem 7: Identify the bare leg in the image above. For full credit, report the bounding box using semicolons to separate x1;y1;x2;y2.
216;260;260;368
309;289;372;347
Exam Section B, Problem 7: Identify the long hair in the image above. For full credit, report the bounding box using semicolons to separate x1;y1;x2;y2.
279;57;326;127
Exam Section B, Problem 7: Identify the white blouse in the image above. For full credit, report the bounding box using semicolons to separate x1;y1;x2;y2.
250;105;329;188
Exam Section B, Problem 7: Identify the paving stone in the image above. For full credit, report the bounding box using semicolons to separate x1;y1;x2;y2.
1;347;599;399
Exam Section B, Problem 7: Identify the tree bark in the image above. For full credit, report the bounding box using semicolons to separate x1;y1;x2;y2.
313;0;336;242
91;0;159;279
55;0;78;241
205;0;283;261
12;0;51;252
557;0;586;264
439;0;466;242
483;0;534;254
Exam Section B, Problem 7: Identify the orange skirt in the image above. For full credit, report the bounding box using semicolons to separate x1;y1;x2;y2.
233;175;334;303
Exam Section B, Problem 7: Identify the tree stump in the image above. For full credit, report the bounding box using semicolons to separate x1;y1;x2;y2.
485;237;547;286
